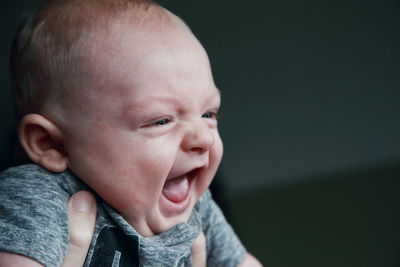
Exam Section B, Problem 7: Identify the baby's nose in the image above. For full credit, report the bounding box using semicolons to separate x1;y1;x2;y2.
181;120;215;153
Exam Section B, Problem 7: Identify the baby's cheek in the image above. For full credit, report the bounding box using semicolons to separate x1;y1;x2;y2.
212;134;224;163
136;139;178;179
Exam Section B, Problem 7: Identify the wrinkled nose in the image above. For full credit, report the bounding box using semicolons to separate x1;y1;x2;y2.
182;120;215;153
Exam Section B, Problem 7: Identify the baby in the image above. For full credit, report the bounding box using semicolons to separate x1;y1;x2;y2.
0;0;261;266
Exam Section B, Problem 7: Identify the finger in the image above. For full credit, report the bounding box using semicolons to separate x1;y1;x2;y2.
62;190;97;267
238;253;263;267
191;232;206;267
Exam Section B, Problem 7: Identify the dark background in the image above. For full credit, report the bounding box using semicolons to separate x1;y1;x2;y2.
1;0;400;266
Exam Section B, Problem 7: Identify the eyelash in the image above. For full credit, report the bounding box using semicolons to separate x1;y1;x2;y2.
143;118;172;128
142;111;220;128
202;111;219;120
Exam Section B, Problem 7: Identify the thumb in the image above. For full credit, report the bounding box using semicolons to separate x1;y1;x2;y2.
62;190;97;267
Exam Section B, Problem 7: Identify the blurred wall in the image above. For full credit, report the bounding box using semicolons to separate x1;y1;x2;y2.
0;2;24;171
1;0;400;196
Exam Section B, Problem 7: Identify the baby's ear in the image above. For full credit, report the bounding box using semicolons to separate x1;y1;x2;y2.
19;114;67;172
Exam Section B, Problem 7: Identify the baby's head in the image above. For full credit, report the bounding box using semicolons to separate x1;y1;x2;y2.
12;0;223;236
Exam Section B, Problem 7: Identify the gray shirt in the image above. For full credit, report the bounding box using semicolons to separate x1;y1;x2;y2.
0;164;246;266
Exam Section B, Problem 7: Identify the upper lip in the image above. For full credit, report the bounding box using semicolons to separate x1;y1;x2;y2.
166;164;206;181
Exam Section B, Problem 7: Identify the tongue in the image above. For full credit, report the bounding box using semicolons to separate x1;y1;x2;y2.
162;176;189;203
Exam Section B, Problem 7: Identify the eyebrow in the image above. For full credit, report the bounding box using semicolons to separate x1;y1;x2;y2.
121;89;221;119
132;87;220;106
126;96;181;109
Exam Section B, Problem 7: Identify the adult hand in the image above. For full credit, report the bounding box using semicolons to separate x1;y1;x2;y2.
238;253;263;267
0;191;97;267
191;232;206;267
62;190;97;267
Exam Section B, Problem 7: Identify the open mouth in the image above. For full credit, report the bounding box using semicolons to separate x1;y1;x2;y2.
160;168;200;215
162;175;190;203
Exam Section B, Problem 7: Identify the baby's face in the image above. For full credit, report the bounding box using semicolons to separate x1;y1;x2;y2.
57;23;223;236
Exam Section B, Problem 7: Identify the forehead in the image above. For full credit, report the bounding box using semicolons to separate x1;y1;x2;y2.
61;21;218;118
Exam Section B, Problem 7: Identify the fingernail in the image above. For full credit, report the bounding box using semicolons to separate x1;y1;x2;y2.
71;191;94;213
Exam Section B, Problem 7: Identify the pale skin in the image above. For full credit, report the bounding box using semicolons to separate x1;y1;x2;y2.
1;8;262;267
